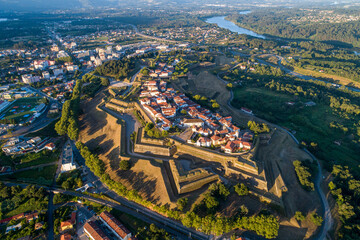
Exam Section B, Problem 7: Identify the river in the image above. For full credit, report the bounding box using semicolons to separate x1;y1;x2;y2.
206;11;266;39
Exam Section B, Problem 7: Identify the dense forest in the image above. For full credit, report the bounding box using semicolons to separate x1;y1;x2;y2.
228;8;360;47
94;58;135;80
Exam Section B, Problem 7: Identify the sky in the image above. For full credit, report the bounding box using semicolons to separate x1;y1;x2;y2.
0;0;355;12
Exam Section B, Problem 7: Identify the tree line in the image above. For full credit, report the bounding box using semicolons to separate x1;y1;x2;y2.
54;80;81;140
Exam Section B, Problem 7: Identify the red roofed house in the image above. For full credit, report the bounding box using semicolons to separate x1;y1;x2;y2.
210;135;222;146
99;211;131;240
45;142;56;151
84;221;110;240
161;107;176;118
60;233;72;240
241;107;253;114
60;212;76;232
196;137;211;147
223;141;237;153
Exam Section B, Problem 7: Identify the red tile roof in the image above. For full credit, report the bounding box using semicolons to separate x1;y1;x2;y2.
99;211;130;239
60;233;72;240
84;221;110;240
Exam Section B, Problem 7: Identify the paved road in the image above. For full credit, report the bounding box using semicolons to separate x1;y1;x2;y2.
3;180;206;239
216;60;332;240
69;141;209;240
47;192;55;240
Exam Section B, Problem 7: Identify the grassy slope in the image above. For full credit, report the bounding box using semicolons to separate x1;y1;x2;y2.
232;87;359;174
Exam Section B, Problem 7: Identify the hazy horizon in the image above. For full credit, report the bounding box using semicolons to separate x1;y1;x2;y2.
0;0;357;12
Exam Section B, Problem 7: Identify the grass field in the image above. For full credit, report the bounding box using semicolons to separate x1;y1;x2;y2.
232;87;360;173
26;119;59;138
1;165;57;185
0;97;42;123
290;65;360;89
15;149;60;169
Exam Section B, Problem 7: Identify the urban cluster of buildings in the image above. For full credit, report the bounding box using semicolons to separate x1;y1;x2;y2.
1;136;55;156
141;25;227;43
289;9;360;23
84;211;134;240
148;61;175;78
0;49;39;59
42;81;75;100
139;80;254;153
1;211;42;234
0;87;35;100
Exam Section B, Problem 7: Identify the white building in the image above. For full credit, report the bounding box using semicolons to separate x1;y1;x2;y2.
53;69;63;77
22;74;40;84
42;71;50;79
60;143;76;172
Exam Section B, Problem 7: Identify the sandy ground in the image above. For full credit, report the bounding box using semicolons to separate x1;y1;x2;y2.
79;91;174;207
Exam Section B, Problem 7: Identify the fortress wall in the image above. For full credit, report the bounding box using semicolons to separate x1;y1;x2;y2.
105;103;127;113
178;175;219;194
134;143;173;156
110;98;135;108
169;160;219;194
172;139;259;173
134;102;153;124
234;160;259;175
172;139;238;163
226;166;268;191
139;127;164;145
249;190;283;206
270;162;287;198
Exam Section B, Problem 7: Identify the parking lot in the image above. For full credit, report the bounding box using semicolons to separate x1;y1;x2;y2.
76;205;95;240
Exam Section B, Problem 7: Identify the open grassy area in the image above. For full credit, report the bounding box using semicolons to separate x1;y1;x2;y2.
232;87;359;173
26;119;59;138
290;65;360;89
15;149;60;169
111;209;148;234
1;165;57;185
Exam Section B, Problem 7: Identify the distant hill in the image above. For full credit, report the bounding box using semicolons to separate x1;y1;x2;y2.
0;0;347;12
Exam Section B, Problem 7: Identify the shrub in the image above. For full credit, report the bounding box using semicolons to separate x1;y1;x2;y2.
293;160;315;191
310;212;323;226
235;183;249;196
119;160;131;170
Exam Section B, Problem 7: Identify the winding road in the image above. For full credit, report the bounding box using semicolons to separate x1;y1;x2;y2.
216;58;333;240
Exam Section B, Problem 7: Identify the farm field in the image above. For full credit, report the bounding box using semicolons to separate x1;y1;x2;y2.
0;97;42;123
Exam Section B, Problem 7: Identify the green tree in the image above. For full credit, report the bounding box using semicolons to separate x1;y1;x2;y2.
294;211;305;221
119;160;131;170
310;213;323;226
101;77;110;87
212;102;220;109
204;195;219;209
61;180;72;190
235;183;249;196
140;67;150;76
177;198;188;211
